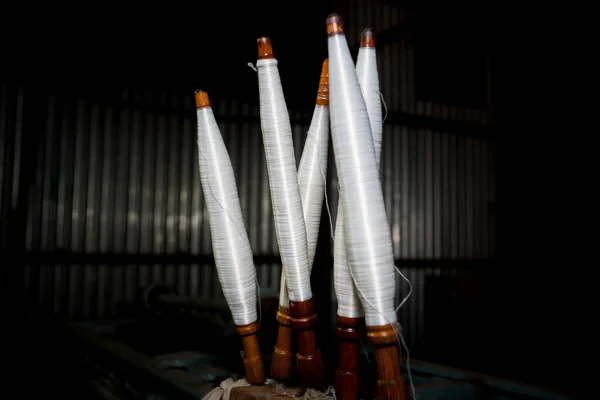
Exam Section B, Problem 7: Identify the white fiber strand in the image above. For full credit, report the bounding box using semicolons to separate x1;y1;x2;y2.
334;43;384;319
328;31;396;326
257;57;312;304
280;104;330;307
196;107;257;326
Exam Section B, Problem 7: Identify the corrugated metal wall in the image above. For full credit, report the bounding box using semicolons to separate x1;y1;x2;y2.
16;86;303;319
1;0;494;357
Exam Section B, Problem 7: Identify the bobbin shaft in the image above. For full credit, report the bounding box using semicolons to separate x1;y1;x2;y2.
270;305;295;379
236;321;266;384
289;297;324;385
367;324;409;400
335;316;363;400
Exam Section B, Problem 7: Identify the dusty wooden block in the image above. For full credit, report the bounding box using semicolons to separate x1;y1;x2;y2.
230;385;293;400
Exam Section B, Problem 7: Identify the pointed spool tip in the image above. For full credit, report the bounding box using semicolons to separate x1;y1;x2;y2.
316;58;329;106
360;28;375;48
195;90;210;108
326;14;343;37
257;37;273;60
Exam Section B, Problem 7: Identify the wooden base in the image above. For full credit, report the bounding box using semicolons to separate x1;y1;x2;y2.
270;306;295;380
335;316;363;400
230;385;290;400
235;322;265;384
367;324;409;400
289;297;324;386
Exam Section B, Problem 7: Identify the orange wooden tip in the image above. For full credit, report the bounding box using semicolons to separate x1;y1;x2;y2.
326;13;344;37
360;28;375;48
316;58;329;106
194;89;210;109
257;37;274;60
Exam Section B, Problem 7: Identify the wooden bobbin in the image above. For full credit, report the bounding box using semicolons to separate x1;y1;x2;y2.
367;324;409;400
258;37;293;380
235;321;266;385
270;305;295;380
289;297;324;386
335;316;364;400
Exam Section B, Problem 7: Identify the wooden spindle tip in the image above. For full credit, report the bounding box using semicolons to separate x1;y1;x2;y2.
194;90;210;108
257;37;274;59
326;14;344;37
245;358;266;384
360;28;375;47
271;346;295;379
236;321;266;384
316;58;329;106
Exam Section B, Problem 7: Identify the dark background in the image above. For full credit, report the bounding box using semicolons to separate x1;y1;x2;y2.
1;0;581;397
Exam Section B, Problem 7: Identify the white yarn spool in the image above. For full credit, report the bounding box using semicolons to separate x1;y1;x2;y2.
298;105;330;272
256;40;312;305
334;31;383;319
196;92;257;326
356;31;383;159
328;23;397;326
280;103;330;307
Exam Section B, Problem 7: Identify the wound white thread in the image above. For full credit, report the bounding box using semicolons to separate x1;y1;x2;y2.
256;56;312;304
380;91;388;123
247;63;258;73
394;265;413;312
333;40;385;320
196;105;258;326
328;30;396;326
280;104;330;307
328;26;416;400
297;105;330;274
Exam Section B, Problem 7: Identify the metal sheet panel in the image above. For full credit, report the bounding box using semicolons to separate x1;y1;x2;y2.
4;10;495;354
18;89;291;318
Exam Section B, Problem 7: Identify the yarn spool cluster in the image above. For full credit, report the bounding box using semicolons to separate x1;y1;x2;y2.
327;14;408;400
193;14;410;400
